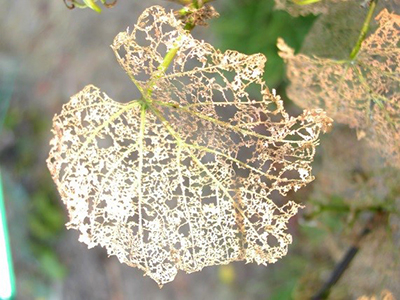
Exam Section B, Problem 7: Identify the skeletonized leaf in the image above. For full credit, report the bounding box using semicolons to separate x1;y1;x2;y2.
47;6;331;285
300;1;369;59
279;9;400;168
299;1;400;59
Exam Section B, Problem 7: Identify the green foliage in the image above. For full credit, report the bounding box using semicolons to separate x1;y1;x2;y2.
212;0;316;88
29;191;64;241
268;256;305;299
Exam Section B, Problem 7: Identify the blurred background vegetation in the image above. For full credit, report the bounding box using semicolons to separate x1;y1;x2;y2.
0;0;399;299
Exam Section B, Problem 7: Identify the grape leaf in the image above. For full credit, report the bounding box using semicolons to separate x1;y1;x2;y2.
299;1;400;59
299;1;369;59
279;9;400;168
47;6;331;285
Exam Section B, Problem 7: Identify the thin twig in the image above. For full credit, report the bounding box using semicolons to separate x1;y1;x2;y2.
311;213;382;300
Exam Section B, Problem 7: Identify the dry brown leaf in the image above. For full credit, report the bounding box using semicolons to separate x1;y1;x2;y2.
47;6;331;285
279;9;400;168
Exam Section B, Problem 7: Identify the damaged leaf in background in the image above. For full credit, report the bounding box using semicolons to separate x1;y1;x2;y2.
47;6;331;285
279;9;400;168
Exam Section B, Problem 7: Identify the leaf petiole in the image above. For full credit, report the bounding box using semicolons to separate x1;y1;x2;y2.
82;0;102;12
349;0;378;59
292;0;321;5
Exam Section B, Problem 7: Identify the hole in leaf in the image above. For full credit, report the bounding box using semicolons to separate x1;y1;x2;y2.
267;235;280;248
179;223;190;237
116;46;128;60
135;29;151;47
215;104;237;122
96;135;113;149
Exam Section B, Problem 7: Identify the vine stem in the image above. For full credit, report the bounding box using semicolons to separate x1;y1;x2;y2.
349;0;378;59
157;38;182;75
311;213;383;300
146;36;185;99
148;0;216;90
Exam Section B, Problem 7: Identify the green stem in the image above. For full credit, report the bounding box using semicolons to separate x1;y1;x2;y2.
293;0;321;5
157;37;182;75
146;1;200;98
349;0;378;60
83;0;102;12
145;35;184;99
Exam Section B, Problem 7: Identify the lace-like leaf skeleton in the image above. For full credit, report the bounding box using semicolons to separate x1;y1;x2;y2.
47;6;331;285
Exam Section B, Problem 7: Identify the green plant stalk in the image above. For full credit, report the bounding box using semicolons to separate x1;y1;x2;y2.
66;0;116;12
146;1;200;99
155;6;200;74
349;0;378;59
71;0;102;12
293;0;321;5
156;25;194;73
157;40;182;75
82;0;102;12
146;36;183;100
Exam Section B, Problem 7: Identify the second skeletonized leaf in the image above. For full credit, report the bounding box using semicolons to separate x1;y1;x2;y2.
279;9;400;168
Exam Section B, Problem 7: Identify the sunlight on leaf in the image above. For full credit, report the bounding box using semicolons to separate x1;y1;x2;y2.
279;9;400;168
47;6;331;285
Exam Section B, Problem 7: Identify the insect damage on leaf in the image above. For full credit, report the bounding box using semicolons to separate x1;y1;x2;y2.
278;9;400;168
47;5;331;285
